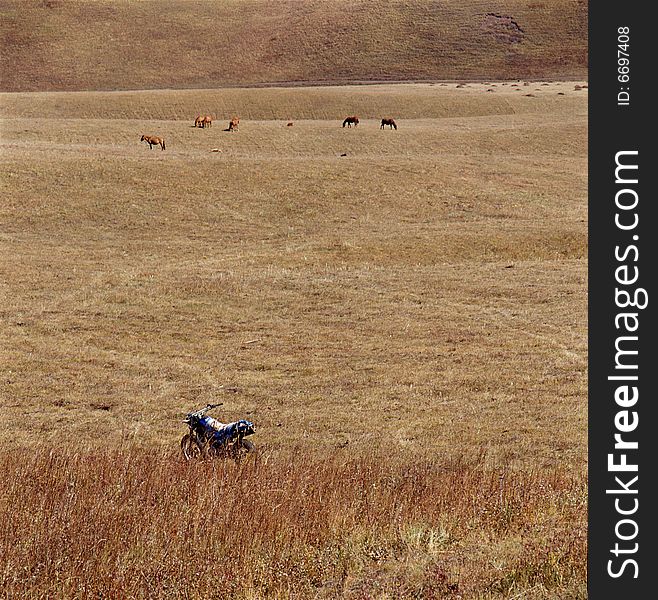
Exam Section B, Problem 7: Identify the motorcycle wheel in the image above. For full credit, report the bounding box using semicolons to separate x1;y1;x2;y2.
180;434;204;461
233;439;255;462
203;439;223;459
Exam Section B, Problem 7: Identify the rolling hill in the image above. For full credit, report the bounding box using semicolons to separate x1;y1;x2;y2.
1;0;588;92
0;2;589;594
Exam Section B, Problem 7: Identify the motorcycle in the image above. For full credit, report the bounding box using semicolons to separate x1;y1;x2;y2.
180;403;256;461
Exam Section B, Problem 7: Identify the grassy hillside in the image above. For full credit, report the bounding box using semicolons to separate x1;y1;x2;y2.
0;82;587;468
0;80;588;121
0;81;587;597
1;0;588;92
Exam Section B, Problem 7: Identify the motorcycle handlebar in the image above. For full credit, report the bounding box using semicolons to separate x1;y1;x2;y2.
184;402;224;419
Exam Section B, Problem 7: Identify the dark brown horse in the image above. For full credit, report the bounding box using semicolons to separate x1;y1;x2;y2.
140;134;166;150
380;118;397;130
342;116;359;128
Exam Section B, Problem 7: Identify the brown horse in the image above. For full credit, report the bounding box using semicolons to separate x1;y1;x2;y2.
194;115;213;128
380;118;397;130
228;117;240;132
140;134;166;150
342;116;359;128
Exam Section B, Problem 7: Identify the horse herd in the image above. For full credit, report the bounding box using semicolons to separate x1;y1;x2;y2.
342;116;398;129
140;116;396;151
195;115;240;131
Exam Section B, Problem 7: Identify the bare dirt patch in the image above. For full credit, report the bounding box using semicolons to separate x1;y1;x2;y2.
482;13;525;44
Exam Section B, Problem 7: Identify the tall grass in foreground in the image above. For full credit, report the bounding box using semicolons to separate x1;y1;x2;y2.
0;447;586;599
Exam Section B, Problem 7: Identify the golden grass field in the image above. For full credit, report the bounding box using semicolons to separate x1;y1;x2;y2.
0;81;587;598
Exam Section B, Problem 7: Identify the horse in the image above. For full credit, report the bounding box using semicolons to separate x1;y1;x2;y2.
380;118;397;130
140;134;166;150
342;116;359;128
194;115;204;128
202;115;213;128
228;117;240;132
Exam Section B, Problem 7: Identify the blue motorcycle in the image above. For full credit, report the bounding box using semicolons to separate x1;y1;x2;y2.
181;403;256;461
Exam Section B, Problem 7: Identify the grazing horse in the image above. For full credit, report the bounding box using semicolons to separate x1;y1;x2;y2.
140;134;166;150
228;117;240;132
380;118;397;130
342;116;359;128
195;115;213;128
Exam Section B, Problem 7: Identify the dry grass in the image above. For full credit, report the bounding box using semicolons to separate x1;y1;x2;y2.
0;82;587;596
1;0;587;92
0;82;587;121
0;446;587;599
